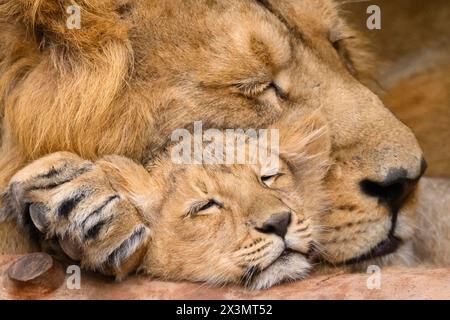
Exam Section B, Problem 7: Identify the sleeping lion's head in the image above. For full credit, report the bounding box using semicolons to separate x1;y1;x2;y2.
1;0;425;270
135;113;330;289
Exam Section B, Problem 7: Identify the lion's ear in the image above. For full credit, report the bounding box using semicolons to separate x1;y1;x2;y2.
0;0;130;51
276;110;331;177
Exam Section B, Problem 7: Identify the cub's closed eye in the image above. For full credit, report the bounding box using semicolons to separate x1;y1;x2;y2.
187;199;223;217
330;36;357;75
261;173;284;187
269;82;288;100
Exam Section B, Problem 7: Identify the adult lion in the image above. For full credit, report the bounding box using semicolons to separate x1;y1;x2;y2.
0;0;425;272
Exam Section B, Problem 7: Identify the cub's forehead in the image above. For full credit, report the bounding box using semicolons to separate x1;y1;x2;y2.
163;163;246;197
173;163;257;179
167;129;283;173
168;160;285;187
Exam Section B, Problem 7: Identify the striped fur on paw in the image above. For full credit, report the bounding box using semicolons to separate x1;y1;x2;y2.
5;152;150;279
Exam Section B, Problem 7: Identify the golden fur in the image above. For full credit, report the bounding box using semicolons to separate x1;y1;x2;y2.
3;113;330;289
0;0;434;279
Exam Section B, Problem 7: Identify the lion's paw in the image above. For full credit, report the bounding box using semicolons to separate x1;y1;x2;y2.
3;152;149;278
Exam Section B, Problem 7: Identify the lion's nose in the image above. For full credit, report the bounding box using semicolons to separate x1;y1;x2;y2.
360;158;427;212
255;212;292;238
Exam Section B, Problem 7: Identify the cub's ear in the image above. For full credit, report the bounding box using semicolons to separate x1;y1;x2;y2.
0;0;130;51
276;110;331;177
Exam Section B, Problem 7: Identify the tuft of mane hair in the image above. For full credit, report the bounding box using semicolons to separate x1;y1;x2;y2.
0;0;137;166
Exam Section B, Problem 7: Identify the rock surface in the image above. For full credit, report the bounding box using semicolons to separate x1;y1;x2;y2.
0;255;449;300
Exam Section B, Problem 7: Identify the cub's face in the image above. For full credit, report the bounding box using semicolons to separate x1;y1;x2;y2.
140;116;330;289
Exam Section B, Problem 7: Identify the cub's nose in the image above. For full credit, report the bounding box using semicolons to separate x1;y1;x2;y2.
255;212;292;238
360;158;427;212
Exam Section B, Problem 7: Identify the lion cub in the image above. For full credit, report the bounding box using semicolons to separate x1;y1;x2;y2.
2;114;330;289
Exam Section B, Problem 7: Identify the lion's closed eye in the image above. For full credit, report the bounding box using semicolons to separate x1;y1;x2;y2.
234;81;287;101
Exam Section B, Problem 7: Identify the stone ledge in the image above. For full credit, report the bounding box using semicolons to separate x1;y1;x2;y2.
1;255;449;300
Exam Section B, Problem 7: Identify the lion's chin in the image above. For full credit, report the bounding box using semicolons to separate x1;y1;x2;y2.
248;251;311;290
339;217;417;270
349;240;417;271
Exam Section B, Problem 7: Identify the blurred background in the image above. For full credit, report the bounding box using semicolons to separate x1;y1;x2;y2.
342;0;450;178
